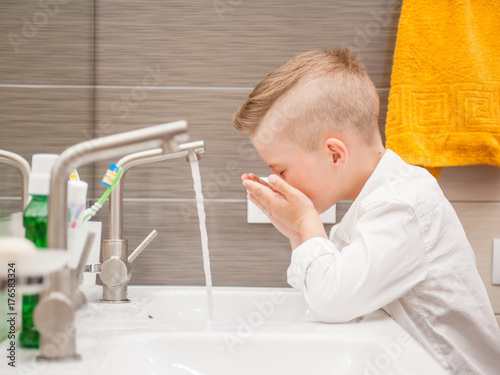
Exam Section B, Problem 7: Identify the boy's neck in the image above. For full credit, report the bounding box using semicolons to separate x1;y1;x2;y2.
345;143;386;201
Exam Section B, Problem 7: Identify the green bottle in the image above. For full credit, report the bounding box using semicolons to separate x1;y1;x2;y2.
19;154;58;349
23;195;48;248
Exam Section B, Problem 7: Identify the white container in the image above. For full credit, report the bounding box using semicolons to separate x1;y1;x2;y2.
28;154;59;196
67;180;88;269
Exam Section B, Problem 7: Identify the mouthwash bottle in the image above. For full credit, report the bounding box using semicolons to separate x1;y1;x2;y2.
19;153;58;348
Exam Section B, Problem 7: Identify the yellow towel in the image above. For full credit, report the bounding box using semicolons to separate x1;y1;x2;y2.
385;0;500;179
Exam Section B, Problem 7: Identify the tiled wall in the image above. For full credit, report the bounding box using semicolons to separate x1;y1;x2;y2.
0;0;94;212
1;1;499;323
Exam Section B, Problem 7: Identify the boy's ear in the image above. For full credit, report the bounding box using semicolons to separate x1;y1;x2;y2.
325;138;348;169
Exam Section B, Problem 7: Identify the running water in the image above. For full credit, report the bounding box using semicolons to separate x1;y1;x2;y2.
190;159;215;320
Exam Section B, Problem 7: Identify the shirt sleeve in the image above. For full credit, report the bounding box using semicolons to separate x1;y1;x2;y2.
287;199;428;323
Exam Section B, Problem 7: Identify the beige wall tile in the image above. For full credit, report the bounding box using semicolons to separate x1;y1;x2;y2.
0;1;93;85
439;166;500;202
452;202;500;314
0;88;93;203
379;89;389;144
95;0;401;88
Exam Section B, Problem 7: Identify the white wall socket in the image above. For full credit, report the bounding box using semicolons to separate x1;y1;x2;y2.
246;177;336;224
493;239;500;285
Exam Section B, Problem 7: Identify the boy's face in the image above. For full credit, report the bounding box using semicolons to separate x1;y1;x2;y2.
250;127;340;214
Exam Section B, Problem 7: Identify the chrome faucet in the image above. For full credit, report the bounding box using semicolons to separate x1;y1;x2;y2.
0;149;31;209
48;121;190;250
35;120;190;361
100;140;205;302
34;232;95;361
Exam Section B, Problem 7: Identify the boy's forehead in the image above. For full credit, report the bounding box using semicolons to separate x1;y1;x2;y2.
250;129;293;169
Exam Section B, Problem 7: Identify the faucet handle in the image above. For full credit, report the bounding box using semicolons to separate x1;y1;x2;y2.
128;229;158;263
73;232;96;285
100;257;128;287
100;230;157;301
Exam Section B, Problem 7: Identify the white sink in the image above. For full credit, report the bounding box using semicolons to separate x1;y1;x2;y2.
2;286;447;375
95;312;445;375
133;285;321;321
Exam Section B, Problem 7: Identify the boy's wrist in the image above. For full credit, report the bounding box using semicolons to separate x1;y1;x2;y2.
297;211;328;242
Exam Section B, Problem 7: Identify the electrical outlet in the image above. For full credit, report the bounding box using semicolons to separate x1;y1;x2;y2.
246;177;336;224
493;239;500;285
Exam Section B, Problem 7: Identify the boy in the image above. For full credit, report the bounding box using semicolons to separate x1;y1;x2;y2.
233;47;500;374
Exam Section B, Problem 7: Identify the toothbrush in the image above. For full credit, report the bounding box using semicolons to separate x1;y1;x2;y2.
82;163;123;223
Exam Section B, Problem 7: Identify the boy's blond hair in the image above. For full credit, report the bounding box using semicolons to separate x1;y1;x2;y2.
232;47;380;150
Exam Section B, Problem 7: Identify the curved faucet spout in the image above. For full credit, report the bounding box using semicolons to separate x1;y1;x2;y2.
0;149;31;209
109;140;205;239
101;140;205;302
48;120;190;250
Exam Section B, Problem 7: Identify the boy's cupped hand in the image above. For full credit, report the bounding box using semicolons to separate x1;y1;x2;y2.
242;173;325;243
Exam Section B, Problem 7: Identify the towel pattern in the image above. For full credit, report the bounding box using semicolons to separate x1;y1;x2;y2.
385;0;500;177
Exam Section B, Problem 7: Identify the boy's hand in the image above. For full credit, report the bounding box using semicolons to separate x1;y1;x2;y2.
242;173;284;198
242;174;301;246
242;173;327;243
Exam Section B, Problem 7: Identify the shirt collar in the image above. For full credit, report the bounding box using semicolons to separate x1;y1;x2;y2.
333;149;405;243
355;148;404;203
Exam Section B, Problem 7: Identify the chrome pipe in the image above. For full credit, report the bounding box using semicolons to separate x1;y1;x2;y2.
101;140;204;302
0;149;31;209
47;120;189;250
109;140;205;239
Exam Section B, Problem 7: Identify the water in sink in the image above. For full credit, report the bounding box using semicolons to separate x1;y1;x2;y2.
190;159;214;319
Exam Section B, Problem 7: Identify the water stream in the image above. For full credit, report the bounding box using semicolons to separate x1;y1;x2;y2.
190;160;215;320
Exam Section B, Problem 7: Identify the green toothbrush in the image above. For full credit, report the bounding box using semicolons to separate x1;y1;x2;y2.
82;163;123;223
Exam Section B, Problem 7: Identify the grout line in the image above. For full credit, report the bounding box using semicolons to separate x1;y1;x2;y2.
0;84;254;91
99;86;255;91
0;84;94;89
91;0;97;204
1;197;500;204
0;197;246;203
0;84;393;93
109;198;247;203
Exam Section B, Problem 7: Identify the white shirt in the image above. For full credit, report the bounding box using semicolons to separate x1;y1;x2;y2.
287;149;500;374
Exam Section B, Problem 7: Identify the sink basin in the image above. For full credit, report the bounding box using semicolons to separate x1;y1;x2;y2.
133;285;321;321
94;310;445;375
2;286;447;375
96;327;438;375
